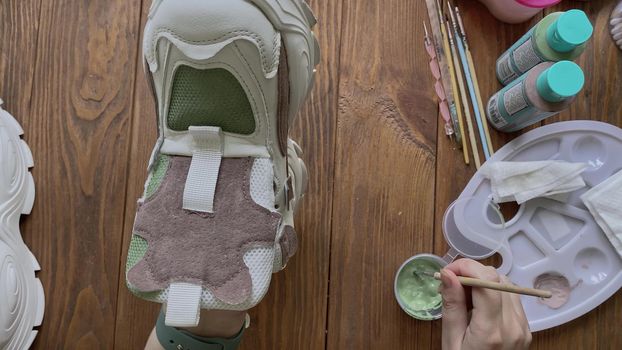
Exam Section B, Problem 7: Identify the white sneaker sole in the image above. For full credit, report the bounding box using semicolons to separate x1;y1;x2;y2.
0;105;44;350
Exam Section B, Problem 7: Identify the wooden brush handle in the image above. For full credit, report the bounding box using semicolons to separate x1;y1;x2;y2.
433;272;552;298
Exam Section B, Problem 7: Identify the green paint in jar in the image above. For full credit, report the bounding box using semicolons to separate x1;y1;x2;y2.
394;255;444;320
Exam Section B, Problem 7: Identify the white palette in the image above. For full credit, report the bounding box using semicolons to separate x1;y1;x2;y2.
444;121;622;332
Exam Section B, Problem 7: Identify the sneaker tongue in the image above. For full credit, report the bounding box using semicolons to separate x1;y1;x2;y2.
166;66;255;134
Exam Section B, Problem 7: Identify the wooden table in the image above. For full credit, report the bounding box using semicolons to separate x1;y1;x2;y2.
1;0;620;349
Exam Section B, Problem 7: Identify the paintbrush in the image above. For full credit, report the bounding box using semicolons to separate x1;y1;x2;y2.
445;15;481;169
424;22;455;139
424;0;464;151
415;270;553;299
448;2;491;161
434;0;469;165
455;5;495;156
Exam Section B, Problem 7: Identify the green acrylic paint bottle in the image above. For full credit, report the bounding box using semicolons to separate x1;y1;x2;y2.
487;61;584;132
496;9;593;85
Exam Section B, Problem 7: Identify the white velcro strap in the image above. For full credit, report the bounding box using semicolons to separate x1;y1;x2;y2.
183;126;223;213
165;283;202;327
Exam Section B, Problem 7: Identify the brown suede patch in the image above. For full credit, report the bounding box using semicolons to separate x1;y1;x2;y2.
279;225;298;266
276;43;290;156
128;156;281;305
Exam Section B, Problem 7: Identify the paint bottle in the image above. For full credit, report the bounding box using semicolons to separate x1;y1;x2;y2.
478;0;561;24
487;61;584;132
496;9;593;85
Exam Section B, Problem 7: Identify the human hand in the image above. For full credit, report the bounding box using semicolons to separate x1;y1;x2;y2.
439;258;532;350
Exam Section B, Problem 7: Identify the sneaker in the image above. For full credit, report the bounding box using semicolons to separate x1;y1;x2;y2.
0;100;45;350
125;0;318;327
611;2;622;51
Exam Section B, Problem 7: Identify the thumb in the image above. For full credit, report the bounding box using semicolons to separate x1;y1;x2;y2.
440;268;468;350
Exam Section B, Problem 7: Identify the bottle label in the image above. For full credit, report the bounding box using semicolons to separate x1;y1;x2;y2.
487;95;508;128
511;110;558;131
503;82;529;115
512;38;544;73
487;74;554;131
496;53;519;84
496;27;545;85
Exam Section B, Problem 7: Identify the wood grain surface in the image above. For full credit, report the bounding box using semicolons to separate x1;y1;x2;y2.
1;0;620;349
7;0;142;348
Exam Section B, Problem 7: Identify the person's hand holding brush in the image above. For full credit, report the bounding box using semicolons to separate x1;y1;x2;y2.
439;258;532;350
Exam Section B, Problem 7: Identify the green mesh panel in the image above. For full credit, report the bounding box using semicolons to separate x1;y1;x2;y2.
126;233;164;301
126;155;167;276
126;281;163;301
167;66;255;134
127;155;174;301
125;155;168;297
145;155;170;199
131;289;163;301
126;233;148;272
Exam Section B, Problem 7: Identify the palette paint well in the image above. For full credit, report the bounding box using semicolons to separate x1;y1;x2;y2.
534;273;573;309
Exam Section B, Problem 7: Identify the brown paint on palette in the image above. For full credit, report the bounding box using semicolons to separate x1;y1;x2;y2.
534;273;582;309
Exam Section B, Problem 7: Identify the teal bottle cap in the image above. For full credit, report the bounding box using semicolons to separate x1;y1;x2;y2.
546;10;593;52
536;61;584;102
